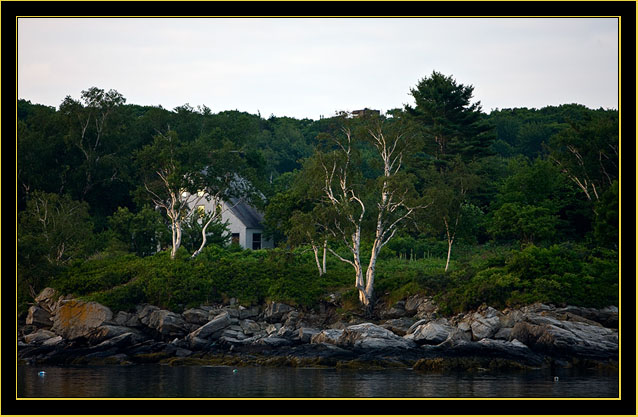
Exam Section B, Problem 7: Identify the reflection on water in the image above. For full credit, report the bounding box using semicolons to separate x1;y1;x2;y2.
17;365;618;398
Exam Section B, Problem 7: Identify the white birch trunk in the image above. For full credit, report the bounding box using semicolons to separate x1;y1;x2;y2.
322;240;327;274
312;243;323;276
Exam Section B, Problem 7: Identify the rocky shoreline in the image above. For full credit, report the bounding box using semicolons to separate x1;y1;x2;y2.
18;288;619;372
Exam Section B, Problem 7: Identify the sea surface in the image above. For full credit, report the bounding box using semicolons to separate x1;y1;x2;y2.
17;364;618;398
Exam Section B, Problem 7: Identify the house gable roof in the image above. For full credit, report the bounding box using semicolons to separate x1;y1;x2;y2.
228;198;264;229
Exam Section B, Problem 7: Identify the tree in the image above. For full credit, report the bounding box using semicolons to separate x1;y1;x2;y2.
406;71;493;165
107;206;170;257
18;192;95;298
309;113;427;308
135;130;204;259
548;110;618;205
418;158;480;271
59;87;126;200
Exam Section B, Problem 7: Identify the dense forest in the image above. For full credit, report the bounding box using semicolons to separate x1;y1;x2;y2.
17;72;619;316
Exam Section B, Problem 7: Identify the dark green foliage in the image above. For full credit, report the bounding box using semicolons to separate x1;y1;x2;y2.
437;244;618;314
17;77;619;316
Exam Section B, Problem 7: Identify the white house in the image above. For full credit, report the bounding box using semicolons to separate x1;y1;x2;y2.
194;196;273;250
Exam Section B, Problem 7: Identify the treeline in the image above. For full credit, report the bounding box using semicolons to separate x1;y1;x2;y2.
17;72;619;313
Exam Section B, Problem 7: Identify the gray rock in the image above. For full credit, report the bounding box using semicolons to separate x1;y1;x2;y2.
411;320;455;345
240;319;261;336
26;305;52;328
137;305;160;326
51;300;113;340
24;329;57;344
298;327;320;343
404;295;427;315
471;315;501;340
266;323;282;335
188;311;231;341
94;332;145;349
310;329;344;345
113;311;141;328
407;319;429;335
182;308;210;325
381;317;417;336
439;328;472;347
337;323;416;350
381;301;406;319
263;302;294;323
493;327;512;340
146;309;189;338
256;336;292;347
88;325;142;344
276;325;296;339
239;305;260;320
510;318;618;359
42;335;64;346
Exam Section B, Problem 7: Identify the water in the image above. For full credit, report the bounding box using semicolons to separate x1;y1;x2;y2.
17;365;618;398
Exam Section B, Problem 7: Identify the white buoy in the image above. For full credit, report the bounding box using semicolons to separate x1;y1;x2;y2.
553;376;559;382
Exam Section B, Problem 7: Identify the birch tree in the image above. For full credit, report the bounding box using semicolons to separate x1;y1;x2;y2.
135;130;206;259
313;113;428;308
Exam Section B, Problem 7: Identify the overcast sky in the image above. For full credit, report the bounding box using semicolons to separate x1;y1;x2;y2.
18;17;618;119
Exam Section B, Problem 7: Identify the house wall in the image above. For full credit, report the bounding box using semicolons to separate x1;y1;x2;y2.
189;196;271;250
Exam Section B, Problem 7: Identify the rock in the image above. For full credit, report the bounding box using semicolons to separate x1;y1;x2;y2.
113;311;141;328
263;302;294;323
182;308;210;325
26;305;52;328
283;311;301;328
416;298;438;316
380;301;406;319
499;309;524;328
24;329;57;344
381;317;417;336
298;327;320;343
406;319;429;335
137;305;160;326
404;295;427;315
510;319;618;359
42;336;64;346
255;336;292;348
188;336;211;350
266;323;282;335
337;323;416;350
240;319;262;336
88;325;143;345
311;329;344;345
188;311;231;341
34;287;59;314
493;327;512;340
239;305;261;320
470;307;502;340
146;309;189;338
411;320;455;345
439;328;472;347
94;332;144;350
276;325;296;339
51;300;113;340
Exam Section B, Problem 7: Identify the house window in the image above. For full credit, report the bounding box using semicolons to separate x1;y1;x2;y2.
252;233;262;250
231;233;240;245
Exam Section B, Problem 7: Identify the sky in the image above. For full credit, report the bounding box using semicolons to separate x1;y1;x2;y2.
18;17;618;120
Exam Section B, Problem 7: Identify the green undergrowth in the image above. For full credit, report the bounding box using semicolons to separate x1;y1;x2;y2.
44;241;617;316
